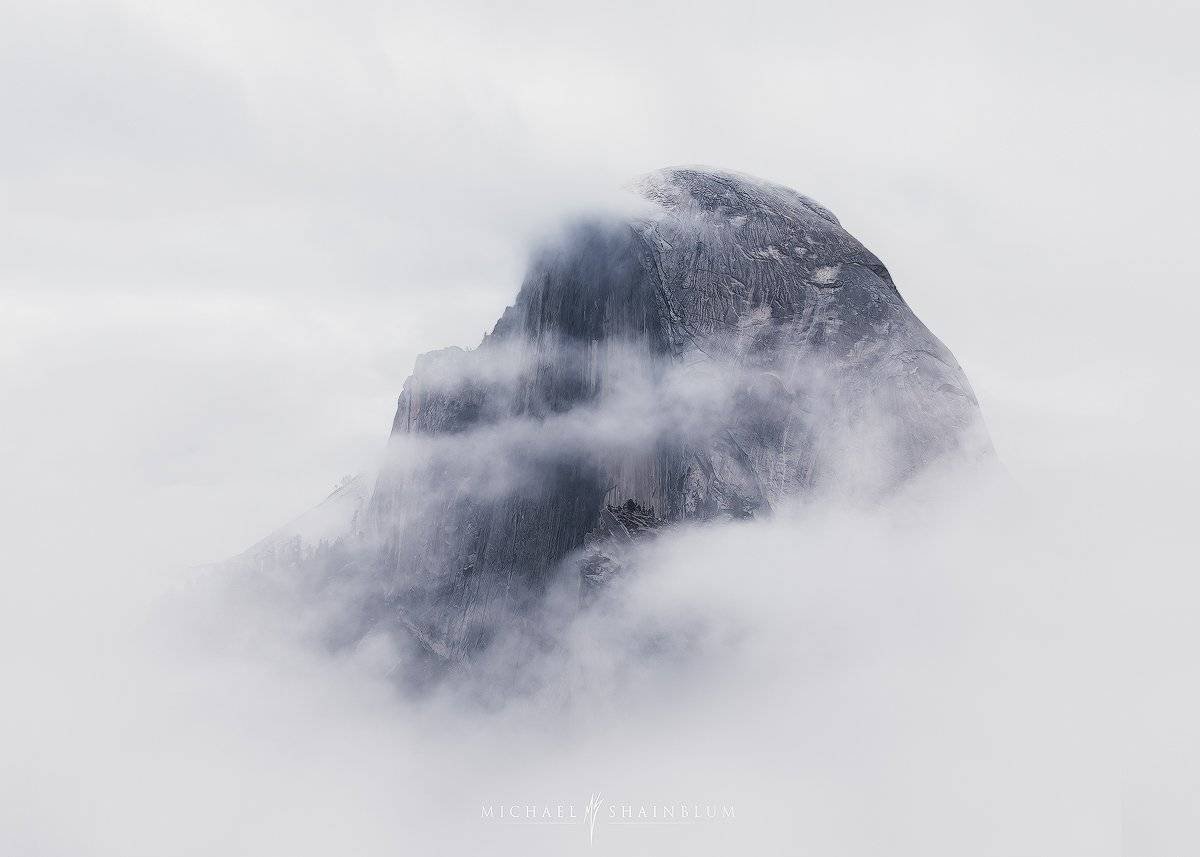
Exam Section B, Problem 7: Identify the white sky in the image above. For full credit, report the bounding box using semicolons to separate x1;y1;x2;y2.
3;0;1196;559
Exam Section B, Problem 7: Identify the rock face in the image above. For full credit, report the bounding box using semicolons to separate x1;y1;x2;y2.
355;167;991;663
579;500;665;605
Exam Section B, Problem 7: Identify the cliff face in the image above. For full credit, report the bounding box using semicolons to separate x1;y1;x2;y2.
362;167;991;662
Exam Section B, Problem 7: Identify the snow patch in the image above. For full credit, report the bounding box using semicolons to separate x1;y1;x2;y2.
811;265;841;285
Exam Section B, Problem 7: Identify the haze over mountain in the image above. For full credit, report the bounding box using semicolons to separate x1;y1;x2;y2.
235;167;991;674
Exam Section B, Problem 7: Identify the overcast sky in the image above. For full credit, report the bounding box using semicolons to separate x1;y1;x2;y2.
1;2;1198;853
3;0;1196;560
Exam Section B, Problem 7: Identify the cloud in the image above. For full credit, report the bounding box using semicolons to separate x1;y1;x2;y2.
2;453;1137;856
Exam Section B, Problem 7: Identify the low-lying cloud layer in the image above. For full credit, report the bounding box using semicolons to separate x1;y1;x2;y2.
6;454;1143;856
